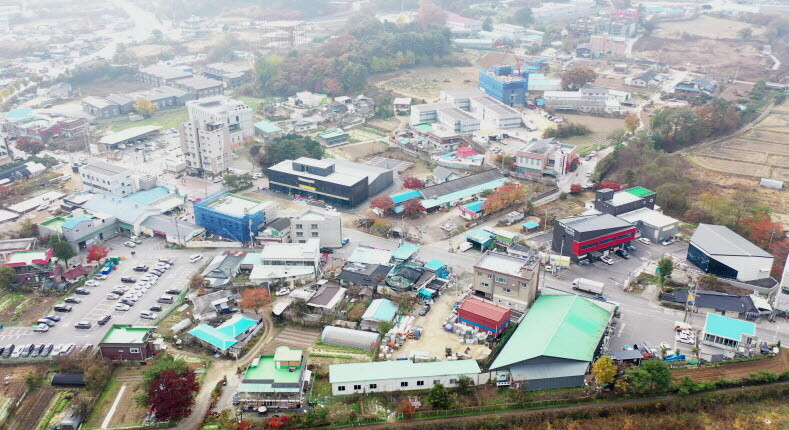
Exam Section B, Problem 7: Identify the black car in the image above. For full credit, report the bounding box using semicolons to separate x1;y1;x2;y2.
2;345;13;358
121;277;137;283
614;249;630;259
319;247;334;254
418;305;431;316
149;305;163;312
165;289;181;295
133;265;149;272
97;315;112;326
75;288;91;295
64;297;81;304
0;346;4;356
75;321;92;329
120;299;136;307
45;315;61;322
53;305;73;312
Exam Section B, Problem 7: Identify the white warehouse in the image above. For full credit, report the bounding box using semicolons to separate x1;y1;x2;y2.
329;359;483;396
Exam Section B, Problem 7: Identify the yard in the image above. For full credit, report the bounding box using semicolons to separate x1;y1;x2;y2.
83;367;149;429
347;127;386;143
335;140;390;161
109;108;189;132
656;15;764;40
373;65;480;101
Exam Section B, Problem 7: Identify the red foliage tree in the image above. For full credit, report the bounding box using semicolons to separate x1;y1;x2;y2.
370;195;395;212
149;369;199;421
598;181;622;191
569;184;583;194
768;238;789;278
267;416;292;428
323;77;343;96
741;213;784;248
402;177;424;189
482;184;526;213
86;244;110;263
683;208;709;224
398;398;417;417
402;198;425;216
239;288;271;312
15;137;45;155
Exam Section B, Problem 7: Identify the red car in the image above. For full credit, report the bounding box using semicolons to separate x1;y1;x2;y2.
320;253;329;264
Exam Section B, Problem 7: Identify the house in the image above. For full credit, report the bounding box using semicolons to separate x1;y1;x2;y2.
660;290;761;320
688;224;774;283
329;359;482;395
385;262;429;291
435;146;485;169
674;75;718;98
593;187;656;216
617;207;679;244
457;297;511;337
353;95;375;117
200;252;244;288
472;251;540;312
38;210;120;252
490;294;613;390
249;239;321;286
188;313;264;355
630;70;662;88
306;281;346;313
543;86;631;115
292;120;317;132
392;97;413;113
191;290;237;322
253;121;283;141
258;217;292;243
431;166;461;184
701;313;757;353
445;14;482;34
3;248;54;283
360;298;398;332
337;262;391;290
459;199;485;220
424;259;450;280
0;238;38;263
514;138;577;178
202;62;253;88
317;128;349;146
419;169;506;211
47;82;72;99
552;213;636;263
237;346;307;409
98;325;156;361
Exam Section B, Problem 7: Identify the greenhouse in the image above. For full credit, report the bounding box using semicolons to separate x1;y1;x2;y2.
321;326;381;352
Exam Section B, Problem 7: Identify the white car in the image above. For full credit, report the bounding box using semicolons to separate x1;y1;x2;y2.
84;280;101;287
51;344;63;355
114;303;131;311
252;173;263;179
94;274;109;281
189;254;203;263
60;343;75;355
637;238;651;245
33;324;49;333
106;293;120;300
275;287;290;296
37;204;50;211
140;311;158;320
124;241;137;248
600;256;615;265
212;176;223;183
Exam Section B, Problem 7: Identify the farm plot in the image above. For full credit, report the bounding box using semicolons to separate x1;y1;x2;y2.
263;327;320;355
0;294;58;325
337;141;390;161
83;367;148;428
672;349;789;382
656;16;764;40
347;127;386;142
8;387;56;430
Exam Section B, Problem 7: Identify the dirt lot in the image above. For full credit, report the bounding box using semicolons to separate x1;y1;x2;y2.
373;66;480;101
0;293;58;325
396;291;492;361
264;326;320;355
656;16;764;40
336;141;390;161
634;36;771;81
672;348;789;382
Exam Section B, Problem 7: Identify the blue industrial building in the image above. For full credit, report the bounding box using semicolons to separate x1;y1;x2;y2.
194;190;277;242
478;66;530;106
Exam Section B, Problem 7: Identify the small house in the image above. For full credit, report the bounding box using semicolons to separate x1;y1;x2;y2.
459;199;485;220
98;325;156;361
238;346;307;410
359;298;398;332
306;282;347;313
701;313;757;353
393;97;413;113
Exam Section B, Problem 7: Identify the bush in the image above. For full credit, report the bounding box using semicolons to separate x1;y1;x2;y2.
543;123;590;139
748;370;779;383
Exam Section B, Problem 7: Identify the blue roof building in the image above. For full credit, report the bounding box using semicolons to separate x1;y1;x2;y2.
194;190;277;242
360;298;398;331
466;229;495;249
702;313;756;352
478;67;530;106
392;243;419;261
424;259;450;279
124;186;173;204
188;313;263;353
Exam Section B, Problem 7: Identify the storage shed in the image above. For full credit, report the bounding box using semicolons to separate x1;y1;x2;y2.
321;326;381;351
51;373;86;387
457;297;511;337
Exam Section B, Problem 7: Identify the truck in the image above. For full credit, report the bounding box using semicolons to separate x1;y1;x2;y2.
571;278;605;295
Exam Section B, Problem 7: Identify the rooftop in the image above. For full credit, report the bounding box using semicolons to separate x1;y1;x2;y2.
362;298;398;322
268;157;391;187
459;297;510;321
392;243;419;261
81;160;132;176
348;245;393;265
98;126;161;146
329;359;480;384
420;169;505;201
691;224;773;258
139;64;192;80
243;355;302;384
254;120;282;133
124;186;172;205
259;238;319;261
491;295;613;369
176;75;223;90
99;325;152;344
318;128;348;139
200;192;270;217
5;248;52;267
474;251;535;277
557;213;633;233
307;282;346;308
189;313;260;350
617;207;677;229
703;313;755;340
83;194;160;225
518;138;562;155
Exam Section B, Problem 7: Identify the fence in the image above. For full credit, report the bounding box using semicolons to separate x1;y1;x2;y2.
150;287;190;326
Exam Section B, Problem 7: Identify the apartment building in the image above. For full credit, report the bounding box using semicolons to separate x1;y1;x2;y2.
290;209;343;248
472;251;540;312
79;161;136;196
179;96;253;176
543;86;631;115
514;138;577;178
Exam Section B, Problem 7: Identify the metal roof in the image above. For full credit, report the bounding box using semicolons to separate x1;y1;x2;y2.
490;295;612;369
660;290;757;314
254;120;282;133
329;359;480;384
474;251;533;277
557;213;633;233
691;224;773;258
81;160;131;176
99;325;152;345
141;215;204;239
459;297;510;322
703;313;755;340
617;208;677;229
509;360;589;381
98;126;161;145
362;298;398;322
392;243;419;260
420;170;504;200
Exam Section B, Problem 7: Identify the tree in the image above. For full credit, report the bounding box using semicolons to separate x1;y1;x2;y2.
624;113;640;132
133;98;156;117
482;184;526;213
85;364;112;391
625;169;636;185
402;198;425;217
239;288;271;312
561;67;598;90
260;134;323;168
148;369;199;420
591;356;617;388
397;398;417;417
370;195;395;213
189;273;208;291
53;241;76;267
738;27;753;40
741;212;783;248
15;137;45;155
18;220;38;238
482;17;493;31
650;107;703;151
598;181;622;191
0;265;16;291
86;244;110;263
569;184;583;194
222;173;253;192
418;0;446;28
513;7;533;25
25;373;44;390
402;177;424;189
455;376;475;396
427;383;451;409
626;359;673;394
657;257;673;284
655;183;688;215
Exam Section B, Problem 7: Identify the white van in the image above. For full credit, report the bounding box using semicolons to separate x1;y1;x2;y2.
189;254;203;263
157;294;175;304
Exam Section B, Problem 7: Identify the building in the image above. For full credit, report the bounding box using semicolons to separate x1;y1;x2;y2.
660;290;761;320
79;161;136;196
307;282;346;313
81;194;163;236
188;313;263;355
445;14;482;34
290;209;342;248
97;125;162;150
630;70;662;88
38;210;119;251
593;187;656;216
701;313;757;353
431;166;461;184
338;262;391;290
253;121;283;141
3;248;54;283
81;96;121;118
553;214;637;263
543;86;631;115
418;169;506;211
191;290;237;322
172;75;224;98
258;217;292;243
353;95;375;117
317;128;349;146
139;214;205;246
267;157;394;208
98;325;156;361
526;73;563;92
491;294;613;390
458;297;511;337
589;34;627;56
321;326;380;351
392;97;412;113
201;252;244;288
688;224;774;283
434;146;485;169
249;239;321;285
532;0;598;24
137;64;192;86
469;94;522;129
360;298;398;332
459;199;485;220
238;346;307;409
194;191;277;242
674;75;718;98
329;359;482;396
478;67;529;107
773;259;789;316
617;207;679;244
472;251;539;312
202;62;253;88
514;138;577;178
180;96;254;176
0;238;37;263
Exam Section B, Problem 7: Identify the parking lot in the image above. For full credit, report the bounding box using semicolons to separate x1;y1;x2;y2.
0;236;201;351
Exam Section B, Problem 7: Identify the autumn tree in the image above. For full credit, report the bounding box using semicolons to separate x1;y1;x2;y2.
482;184;526;213
369;195;395;212
651;107;703;151
561;67;598;90
148;369;199;420
591;356;617;388
189;273;208;291
133;98;156;116
569;184;583;194
598;181;622;191
624;113;640;132
85;363;112;391
418;0;446;28
18;220;38;238
240;288;271;312
86;244;110;263
15;137;45;155
0;265;17;292
397;398;417;417
626;359;673;394
402;177;424;189
402;198;425;217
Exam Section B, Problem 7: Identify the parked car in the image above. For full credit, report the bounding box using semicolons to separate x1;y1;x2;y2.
75;321;92;329
64;297;82;304
614;249;630;259
189;254;203;263
149;305;163;312
114;303;131;311
33;324;49;332
53;305;73;312
661;237;675;246
418;305;431;316
106;293;120;300
60;344;75;355
637;237;651;245
37;318;56;327
133;265;149;272
93;274;108;281
600;256;615;265
74;288;90;295
44;315;61;322
97;315;112;326
165;288;181;295
121;277;137;283
42;344;54;356
84;280;101;287
140;311;157;320
124;241;137;248
275;288;290;296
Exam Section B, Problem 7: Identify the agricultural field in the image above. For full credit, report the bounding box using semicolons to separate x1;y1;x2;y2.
83;367;148;428
0;293;58;325
373;65;479;101
672;349;789;382
336;140;390;161
109;107;188;132
347;126;386;143
0;364;48;426
655;15;764;40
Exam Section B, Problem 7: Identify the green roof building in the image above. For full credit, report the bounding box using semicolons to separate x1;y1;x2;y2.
98;325;156;361
317;128;349;146
329;359;481;396
238;346;307;409
490;294;613;391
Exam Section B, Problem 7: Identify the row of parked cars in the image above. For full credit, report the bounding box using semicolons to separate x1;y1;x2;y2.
1;342;85;359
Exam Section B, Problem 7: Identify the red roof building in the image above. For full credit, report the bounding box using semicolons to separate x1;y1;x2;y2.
458;297;511;337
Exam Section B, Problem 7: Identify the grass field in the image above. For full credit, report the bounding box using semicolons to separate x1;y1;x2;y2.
237;96;268;112
109;108;188;132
